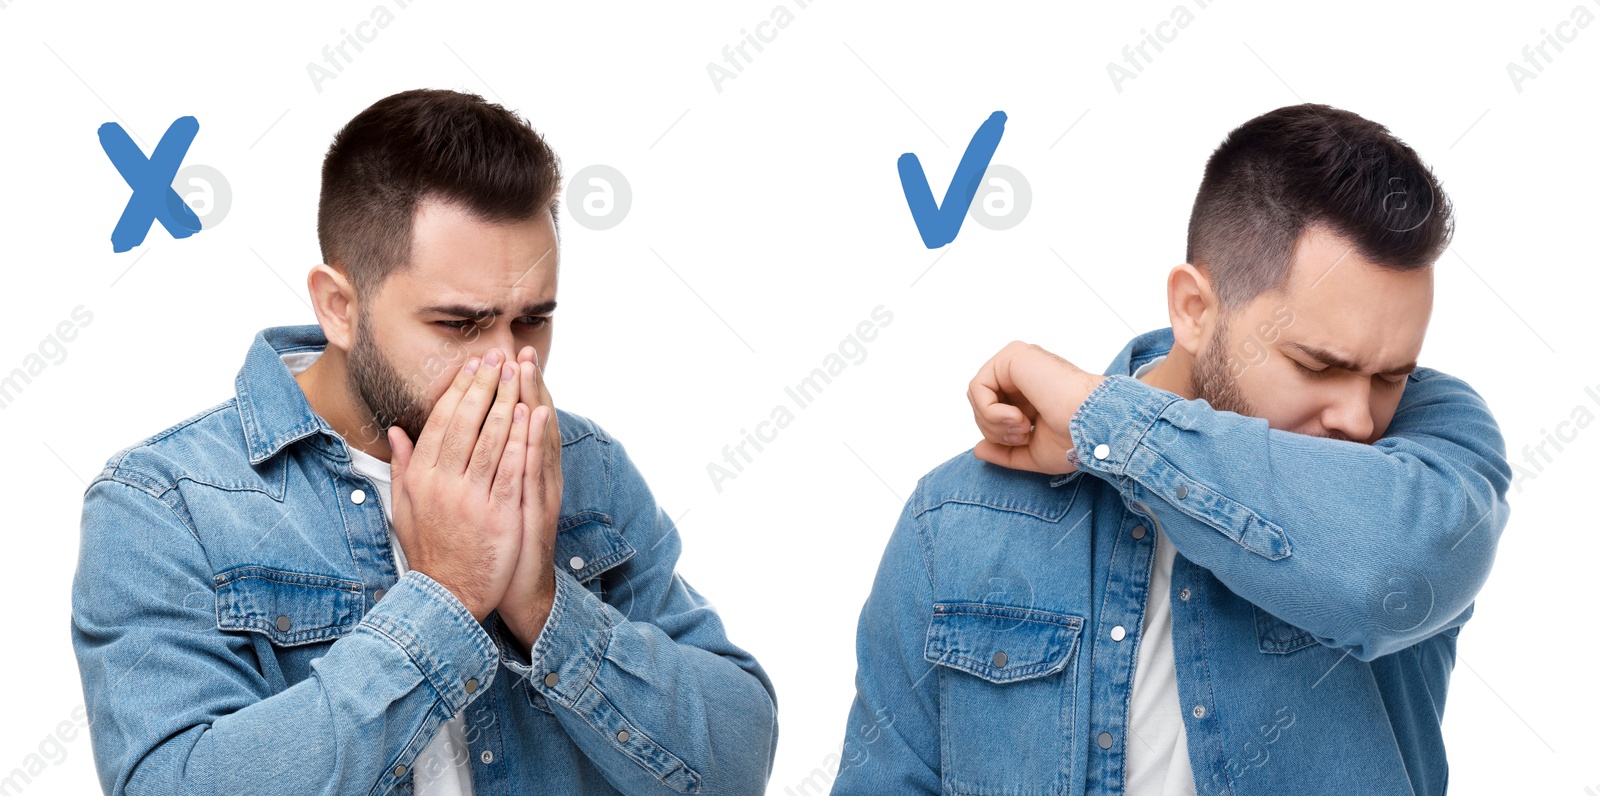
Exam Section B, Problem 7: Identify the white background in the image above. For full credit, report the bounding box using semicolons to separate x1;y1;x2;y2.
1;1;1595;794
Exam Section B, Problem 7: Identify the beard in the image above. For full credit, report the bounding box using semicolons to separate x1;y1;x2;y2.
1189;311;1259;418
346;314;433;447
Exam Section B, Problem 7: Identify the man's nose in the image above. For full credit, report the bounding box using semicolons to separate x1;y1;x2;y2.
471;326;519;363
1322;378;1375;442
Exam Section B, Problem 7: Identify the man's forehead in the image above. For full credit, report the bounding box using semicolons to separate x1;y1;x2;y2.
384;263;556;311
409;238;558;280
396;244;558;305
407;201;560;290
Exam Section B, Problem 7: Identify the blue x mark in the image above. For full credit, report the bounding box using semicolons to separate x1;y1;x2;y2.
100;116;203;253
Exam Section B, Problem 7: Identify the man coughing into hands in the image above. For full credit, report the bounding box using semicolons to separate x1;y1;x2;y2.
72;88;777;796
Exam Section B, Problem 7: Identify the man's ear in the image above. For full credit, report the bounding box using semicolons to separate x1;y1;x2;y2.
305;262;359;352
1166;262;1217;359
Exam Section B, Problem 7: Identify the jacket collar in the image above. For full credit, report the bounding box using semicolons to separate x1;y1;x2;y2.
1108;326;1176;378
235;324;342;465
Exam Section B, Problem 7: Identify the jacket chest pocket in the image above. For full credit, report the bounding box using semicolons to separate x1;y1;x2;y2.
924;602;1084;796
215;566;364;647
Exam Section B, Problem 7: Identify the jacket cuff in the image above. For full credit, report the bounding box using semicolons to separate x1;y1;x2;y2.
490;611;535;669
1068;373;1180;477
496;567;616;708
358;569;499;716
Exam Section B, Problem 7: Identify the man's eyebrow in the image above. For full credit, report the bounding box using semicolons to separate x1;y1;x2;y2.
1282;340;1416;377
418;300;557;318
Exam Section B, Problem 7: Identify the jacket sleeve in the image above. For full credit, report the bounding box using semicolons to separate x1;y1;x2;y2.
71;477;500;796
828;481;942;795
1068;369;1513;661
486;430;778;796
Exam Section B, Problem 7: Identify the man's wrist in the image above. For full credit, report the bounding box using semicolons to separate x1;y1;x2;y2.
1066;372;1109;426
501;585;557;656
408;565;493;623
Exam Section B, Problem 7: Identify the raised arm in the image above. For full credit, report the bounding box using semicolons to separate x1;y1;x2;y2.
1067;369;1512;660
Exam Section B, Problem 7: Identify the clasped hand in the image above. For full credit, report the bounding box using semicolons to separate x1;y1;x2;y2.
385;346;564;653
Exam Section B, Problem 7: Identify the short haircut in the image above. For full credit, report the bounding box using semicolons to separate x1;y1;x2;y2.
317;88;563;300
1185;103;1452;311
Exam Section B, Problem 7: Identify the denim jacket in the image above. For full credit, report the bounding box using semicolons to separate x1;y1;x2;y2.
71;324;778;795
830;327;1511;796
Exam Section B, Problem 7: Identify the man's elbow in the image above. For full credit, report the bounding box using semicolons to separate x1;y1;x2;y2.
1328;584;1482;663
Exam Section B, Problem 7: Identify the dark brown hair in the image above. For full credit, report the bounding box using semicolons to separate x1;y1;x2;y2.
1185;103;1452;311
317;88;562;300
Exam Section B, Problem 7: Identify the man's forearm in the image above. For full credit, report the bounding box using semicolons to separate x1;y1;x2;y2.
1069;372;1513;659
490;567;778;794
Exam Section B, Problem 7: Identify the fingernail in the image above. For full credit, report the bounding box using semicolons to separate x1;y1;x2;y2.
485;348;502;367
465;357;481;375
501;362;515;382
514;403;527;422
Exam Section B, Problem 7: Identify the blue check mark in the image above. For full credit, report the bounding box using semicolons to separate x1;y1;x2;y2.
897;110;1006;249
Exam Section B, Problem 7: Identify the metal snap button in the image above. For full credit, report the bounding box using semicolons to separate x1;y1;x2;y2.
351;488;367;505
991;650;1007;668
569;556;585;570
1175;484;1188;499
1111;625;1126;642
1097;732;1114;749
617;730;630;743
465;677;479;694
544;671;560;688
1093;443;1111;460
275;615;291;632
481;750;494;764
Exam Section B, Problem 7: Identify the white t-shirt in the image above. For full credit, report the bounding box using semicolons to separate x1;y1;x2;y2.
1125;354;1196;796
284;351;476;796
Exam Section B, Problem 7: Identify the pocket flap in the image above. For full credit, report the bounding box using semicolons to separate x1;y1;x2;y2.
214;566;364;646
555;511;635;583
924;602;1084;684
